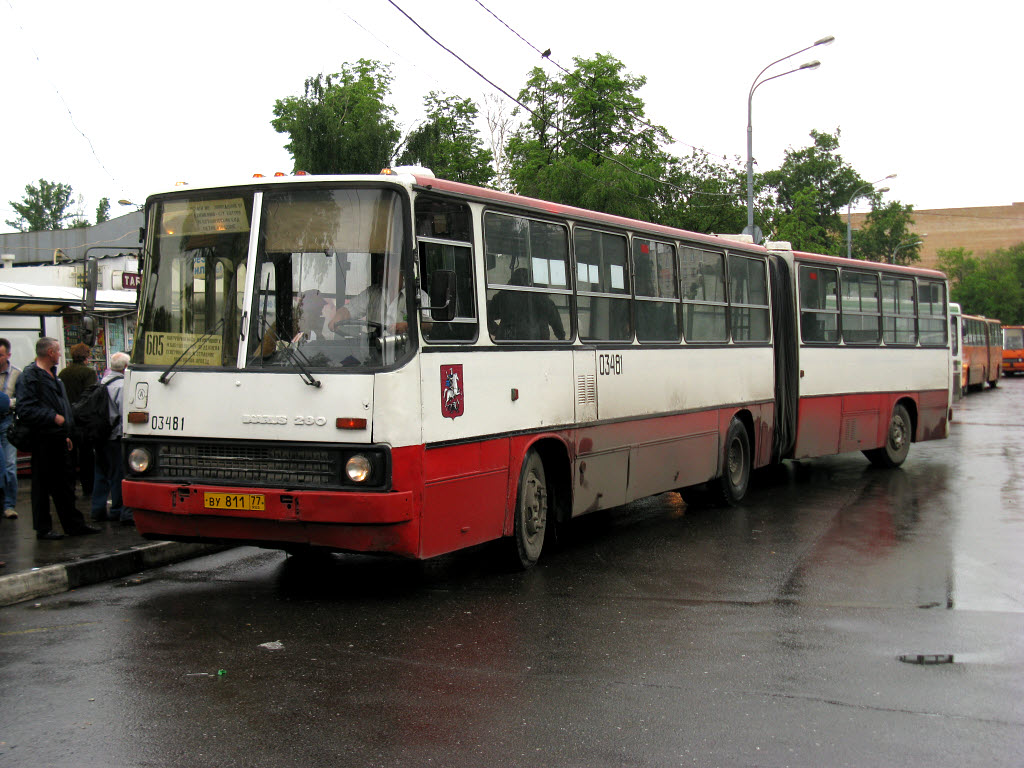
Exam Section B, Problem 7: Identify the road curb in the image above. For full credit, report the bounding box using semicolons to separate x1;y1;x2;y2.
0;542;225;607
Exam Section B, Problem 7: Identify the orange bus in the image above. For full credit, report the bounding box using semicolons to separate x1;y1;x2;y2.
1003;325;1024;376
960;313;1002;393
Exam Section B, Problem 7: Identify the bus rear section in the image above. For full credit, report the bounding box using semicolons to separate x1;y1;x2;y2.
1002;326;1024;375
774;249;951;466
961;313;1002;391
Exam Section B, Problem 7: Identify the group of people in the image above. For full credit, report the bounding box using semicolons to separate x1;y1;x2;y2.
0;337;130;566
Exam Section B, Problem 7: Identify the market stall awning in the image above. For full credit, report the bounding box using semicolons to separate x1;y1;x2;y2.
0;282;136;314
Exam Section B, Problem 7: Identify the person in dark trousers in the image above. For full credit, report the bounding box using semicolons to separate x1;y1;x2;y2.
0;337;21;519
58;342;97;497
91;352;132;525
14;337;99;540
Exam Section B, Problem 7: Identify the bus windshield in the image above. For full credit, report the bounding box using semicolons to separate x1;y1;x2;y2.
246;187;410;370
133;194;254;369
1005;328;1024;349
133;186;410;372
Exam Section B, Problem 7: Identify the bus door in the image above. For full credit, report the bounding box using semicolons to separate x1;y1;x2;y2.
950;312;963;400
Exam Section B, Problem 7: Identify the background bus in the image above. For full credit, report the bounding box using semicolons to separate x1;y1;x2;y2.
120;171;950;568
1002;325;1024;376
960;312;1002;392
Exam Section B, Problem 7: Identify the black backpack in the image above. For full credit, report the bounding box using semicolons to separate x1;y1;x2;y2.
72;375;122;442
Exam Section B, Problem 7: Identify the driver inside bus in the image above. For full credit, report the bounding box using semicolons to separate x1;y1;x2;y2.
328;263;429;337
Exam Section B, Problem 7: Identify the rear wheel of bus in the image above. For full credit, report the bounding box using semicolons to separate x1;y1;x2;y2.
505;449;548;569
709;417;752;506
863;403;912;468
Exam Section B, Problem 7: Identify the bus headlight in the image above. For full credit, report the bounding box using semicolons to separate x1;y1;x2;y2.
128;447;152;474
345;454;373;483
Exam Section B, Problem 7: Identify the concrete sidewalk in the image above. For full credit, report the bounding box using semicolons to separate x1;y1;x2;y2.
0;485;223;607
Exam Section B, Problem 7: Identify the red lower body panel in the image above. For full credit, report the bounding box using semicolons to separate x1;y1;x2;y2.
793;389;948;459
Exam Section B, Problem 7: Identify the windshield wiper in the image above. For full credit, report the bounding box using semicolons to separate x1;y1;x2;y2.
157;318;225;384
252;277;321;388
278;342;322;388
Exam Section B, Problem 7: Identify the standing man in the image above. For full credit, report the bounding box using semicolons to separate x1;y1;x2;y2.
58;342;97;498
14;337;99;540
92;352;131;525
0;338;21;519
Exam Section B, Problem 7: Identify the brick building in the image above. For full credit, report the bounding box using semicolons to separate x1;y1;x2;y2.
849;202;1024;270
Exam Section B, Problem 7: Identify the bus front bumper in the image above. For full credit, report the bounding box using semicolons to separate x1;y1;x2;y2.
123;480;420;557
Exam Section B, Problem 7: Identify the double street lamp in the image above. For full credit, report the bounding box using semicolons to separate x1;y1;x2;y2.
892;234;927;264
846;175;896;258
745;35;834;244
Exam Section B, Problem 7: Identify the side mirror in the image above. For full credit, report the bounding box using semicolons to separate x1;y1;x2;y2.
81;315;97;346
428;270;457;322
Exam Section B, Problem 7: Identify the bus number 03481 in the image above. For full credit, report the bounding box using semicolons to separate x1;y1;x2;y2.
150;415;184;431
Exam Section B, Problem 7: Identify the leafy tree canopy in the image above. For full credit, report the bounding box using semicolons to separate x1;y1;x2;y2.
505;53;673;219
397;92;495;187
272;59;401;175
6;179;76;232
96;197;111;225
940;244;1024;323
759;129;868;254
854;200;919;264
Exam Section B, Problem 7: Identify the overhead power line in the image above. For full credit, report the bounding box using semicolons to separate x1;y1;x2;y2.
385;0;742;201
5;0;120;193
468;0;735;161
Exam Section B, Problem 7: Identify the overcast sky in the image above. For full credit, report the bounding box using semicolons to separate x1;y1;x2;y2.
2;0;1021;233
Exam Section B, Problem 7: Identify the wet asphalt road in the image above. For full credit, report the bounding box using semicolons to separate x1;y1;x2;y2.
2;380;1023;767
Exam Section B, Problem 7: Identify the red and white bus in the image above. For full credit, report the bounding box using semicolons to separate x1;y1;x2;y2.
957;312;1002;392
121;171;951;567
1002;325;1024;376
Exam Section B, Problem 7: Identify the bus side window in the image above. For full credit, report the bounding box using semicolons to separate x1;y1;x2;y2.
418;240;476;342
484;212;571;343
798;265;839;343
415;198;477;343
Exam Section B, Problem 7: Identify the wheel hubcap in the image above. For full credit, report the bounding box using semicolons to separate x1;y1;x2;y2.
523;471;546;539
891;416;906;450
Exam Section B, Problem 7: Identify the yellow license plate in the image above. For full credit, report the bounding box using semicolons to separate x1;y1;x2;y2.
204;493;265;511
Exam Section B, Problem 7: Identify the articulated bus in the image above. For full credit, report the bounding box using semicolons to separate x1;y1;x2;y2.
958;312;1002;393
1002;325;1024;376
121;171;951;567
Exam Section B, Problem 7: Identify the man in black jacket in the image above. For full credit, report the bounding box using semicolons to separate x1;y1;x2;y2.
14;337;99;540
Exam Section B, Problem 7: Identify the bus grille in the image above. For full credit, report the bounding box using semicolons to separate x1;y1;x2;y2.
158;443;340;487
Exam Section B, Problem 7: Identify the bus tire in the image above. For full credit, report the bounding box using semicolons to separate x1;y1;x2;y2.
863;403;911;468
709;418;751;506
505;449;547;569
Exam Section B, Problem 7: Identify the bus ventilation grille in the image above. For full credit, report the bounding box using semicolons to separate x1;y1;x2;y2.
576;374;597;405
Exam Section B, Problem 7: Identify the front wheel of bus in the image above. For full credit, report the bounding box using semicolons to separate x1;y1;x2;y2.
506;449;547;570
710;418;751;506
863;404;911;468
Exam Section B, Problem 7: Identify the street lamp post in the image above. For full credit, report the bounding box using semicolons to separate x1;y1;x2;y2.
745;35;834;244
892;234;927;265
846;175;895;258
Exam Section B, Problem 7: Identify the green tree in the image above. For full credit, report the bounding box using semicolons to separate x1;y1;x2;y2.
941;244;1024;323
96;197;111;224
772;186;832;253
659;150;747;235
759;129;866;253
271;60;401;174
505;53;672;221
396;92;495;186
853;200;919;264
5;179;75;231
